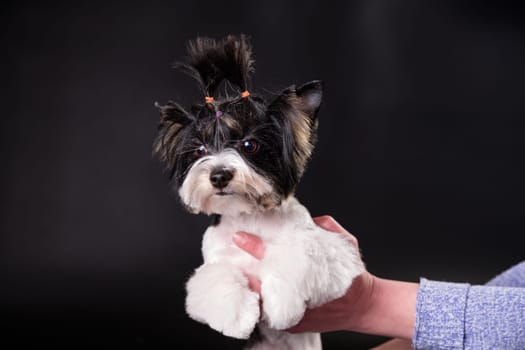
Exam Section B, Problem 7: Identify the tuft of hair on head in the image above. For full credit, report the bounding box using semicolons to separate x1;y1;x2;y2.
215;34;254;93
174;34;255;99
174;37;223;97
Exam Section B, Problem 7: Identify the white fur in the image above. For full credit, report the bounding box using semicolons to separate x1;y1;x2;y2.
180;148;364;348
247;326;321;350
185;196;364;347
178;149;273;215
186;263;260;338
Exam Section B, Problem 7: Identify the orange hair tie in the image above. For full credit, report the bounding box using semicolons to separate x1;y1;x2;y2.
240;90;250;98
205;96;214;104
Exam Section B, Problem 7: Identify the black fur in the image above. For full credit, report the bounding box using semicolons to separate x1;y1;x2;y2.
154;35;323;205
245;326;263;348
175;35;254;97
210;214;221;226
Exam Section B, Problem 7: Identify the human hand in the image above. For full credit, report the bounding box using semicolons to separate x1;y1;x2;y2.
370;339;413;350
233;216;374;333
232;216;418;340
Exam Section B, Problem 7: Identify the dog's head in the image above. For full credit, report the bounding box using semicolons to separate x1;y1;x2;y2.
154;35;322;215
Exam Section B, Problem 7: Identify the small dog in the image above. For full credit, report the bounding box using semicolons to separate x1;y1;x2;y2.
154;35;364;349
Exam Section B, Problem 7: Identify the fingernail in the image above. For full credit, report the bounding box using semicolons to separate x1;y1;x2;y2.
233;232;246;246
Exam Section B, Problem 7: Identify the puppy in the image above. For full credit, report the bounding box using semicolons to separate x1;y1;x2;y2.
154;35;364;349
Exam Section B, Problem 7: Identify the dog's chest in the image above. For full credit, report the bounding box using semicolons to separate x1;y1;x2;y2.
200;197;312;273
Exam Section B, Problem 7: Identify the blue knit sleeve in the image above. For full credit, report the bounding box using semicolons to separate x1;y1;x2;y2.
486;261;525;288
413;261;525;350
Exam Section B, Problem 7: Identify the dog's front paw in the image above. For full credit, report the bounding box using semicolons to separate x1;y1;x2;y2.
185;263;260;339
304;230;365;307
260;274;306;330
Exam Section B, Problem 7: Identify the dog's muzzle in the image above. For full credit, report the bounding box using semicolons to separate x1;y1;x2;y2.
210;168;234;189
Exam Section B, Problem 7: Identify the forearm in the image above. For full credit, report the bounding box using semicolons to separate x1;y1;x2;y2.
413;278;525;350
344;276;419;339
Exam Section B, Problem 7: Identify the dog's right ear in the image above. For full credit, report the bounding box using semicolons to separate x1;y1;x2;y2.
153;101;193;169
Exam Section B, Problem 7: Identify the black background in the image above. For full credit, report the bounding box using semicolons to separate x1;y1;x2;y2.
2;1;524;348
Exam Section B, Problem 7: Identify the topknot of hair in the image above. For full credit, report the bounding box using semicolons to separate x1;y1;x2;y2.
175;34;254;98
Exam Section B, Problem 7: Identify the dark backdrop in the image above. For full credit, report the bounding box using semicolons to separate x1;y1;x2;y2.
2;1;524;348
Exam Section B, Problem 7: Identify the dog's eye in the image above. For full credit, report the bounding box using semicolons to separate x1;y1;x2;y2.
241;140;259;154
194;145;208;157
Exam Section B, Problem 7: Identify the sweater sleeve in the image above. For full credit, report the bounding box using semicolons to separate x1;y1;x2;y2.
486;261;525;288
413;261;525;350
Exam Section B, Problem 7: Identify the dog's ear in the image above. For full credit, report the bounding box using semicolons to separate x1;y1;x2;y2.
295;80;323;120
153;101;193;170
267;80;323;177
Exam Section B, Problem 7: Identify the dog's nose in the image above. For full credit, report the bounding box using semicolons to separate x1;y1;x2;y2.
210;168;234;189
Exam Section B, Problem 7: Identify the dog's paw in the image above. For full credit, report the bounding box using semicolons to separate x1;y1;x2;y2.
260;274;306;330
304;230;365;307
186;263;260;339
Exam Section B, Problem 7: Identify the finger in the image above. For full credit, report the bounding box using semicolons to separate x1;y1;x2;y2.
245;273;262;294
313;215;346;233
369;338;413;350
286;319;307;333
244;273;263;317
232;231;266;260
313;216;359;249
286;307;316;333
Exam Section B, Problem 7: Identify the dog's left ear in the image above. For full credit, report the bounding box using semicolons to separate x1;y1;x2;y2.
295;80;323;119
268;80;323;176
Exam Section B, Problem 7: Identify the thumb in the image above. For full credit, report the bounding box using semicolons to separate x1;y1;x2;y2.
232;232;266;260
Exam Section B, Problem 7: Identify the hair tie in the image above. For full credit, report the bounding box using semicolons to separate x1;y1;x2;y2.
240;90;250;98
205;96;214;104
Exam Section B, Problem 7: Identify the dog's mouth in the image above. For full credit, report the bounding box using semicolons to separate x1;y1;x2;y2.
214;191;234;196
